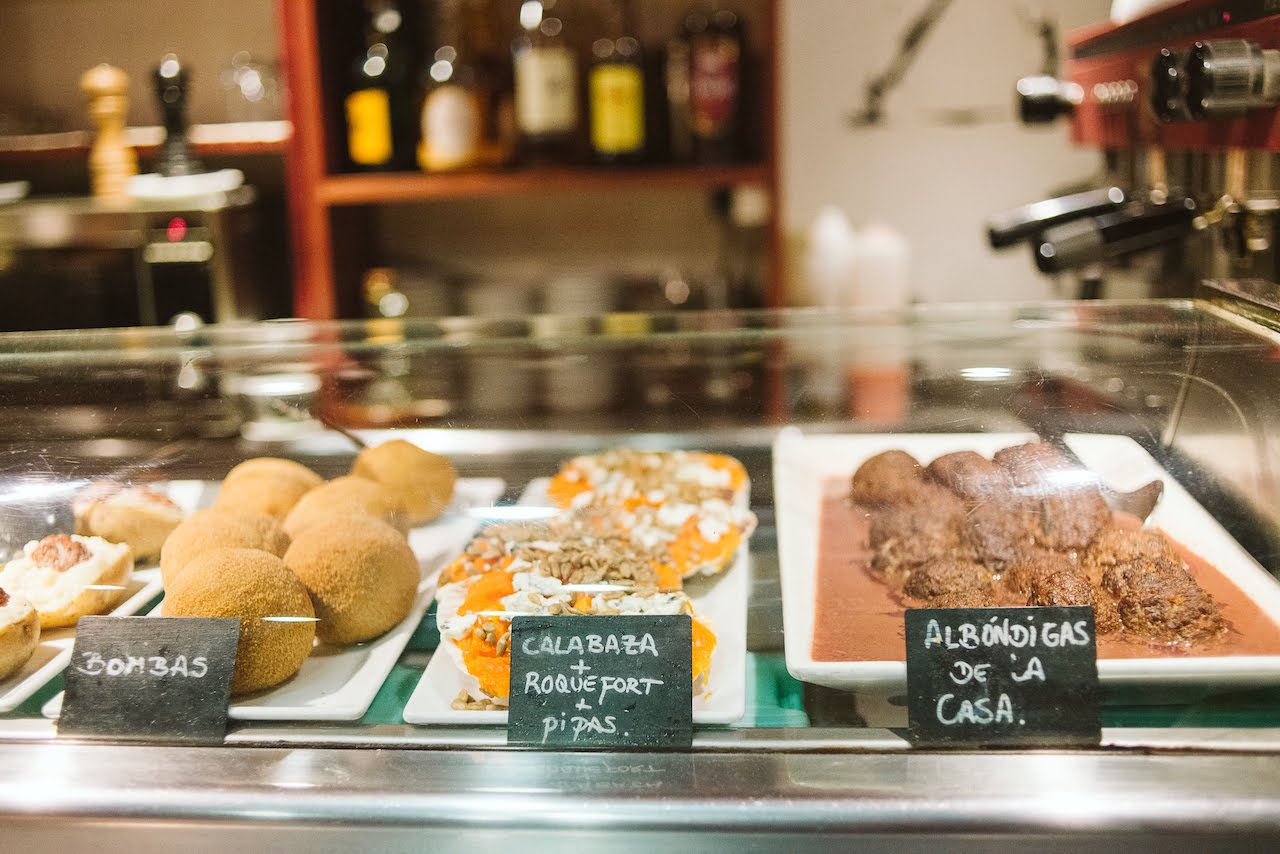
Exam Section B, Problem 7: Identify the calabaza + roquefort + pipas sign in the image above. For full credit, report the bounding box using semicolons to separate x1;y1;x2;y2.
507;615;693;748
905;605;1101;747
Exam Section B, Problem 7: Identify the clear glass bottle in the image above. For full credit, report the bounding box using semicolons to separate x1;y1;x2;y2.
512;0;581;163
418;0;484;172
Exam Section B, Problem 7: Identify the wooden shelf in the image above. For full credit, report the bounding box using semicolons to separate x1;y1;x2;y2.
0;121;291;162
315;163;772;206
280;0;782;319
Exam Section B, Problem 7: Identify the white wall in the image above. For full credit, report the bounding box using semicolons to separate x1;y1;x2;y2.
0;0;278;128
782;0;1112;304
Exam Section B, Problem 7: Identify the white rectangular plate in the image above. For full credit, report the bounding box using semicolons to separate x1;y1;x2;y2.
402;477;749;726
774;430;1280;690
44;477;506;722
0;478;213;714
0;568;163;713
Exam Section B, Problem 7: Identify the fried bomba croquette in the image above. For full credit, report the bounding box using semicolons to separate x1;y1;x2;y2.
925;451;1012;503
163;548;316;695
352;439;457;526
284;515;420;644
159;508;290;588
1102;556;1226;642
849;450;925;507
216;457;324;520
283;476;408;539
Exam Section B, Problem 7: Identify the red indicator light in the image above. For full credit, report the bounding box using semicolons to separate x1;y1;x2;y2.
166;216;187;242
1223;12;1231;22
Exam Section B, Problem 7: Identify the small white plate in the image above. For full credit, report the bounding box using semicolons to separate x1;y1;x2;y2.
0;479;209;714
402;478;749;726
774;430;1280;690
44;477;506;722
0;567;163;713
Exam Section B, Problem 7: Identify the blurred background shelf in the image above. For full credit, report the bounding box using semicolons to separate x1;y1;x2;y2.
0;120;290;162
281;0;781;321
316;163;771;206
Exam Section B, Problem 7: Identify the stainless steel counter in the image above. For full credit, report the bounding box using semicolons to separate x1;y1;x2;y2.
3;742;1280;850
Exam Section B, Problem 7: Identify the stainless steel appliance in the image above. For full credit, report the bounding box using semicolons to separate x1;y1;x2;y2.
989;0;1280;592
0;185;284;330
993;0;1280;301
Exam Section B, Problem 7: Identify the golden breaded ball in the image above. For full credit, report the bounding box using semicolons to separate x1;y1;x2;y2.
352;440;457;526
282;476;406;539
160;508;290;588
164;548;315;695
216;458;324;520
284;515;419;644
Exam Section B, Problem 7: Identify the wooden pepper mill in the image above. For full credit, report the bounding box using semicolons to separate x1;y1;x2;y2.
80;63;137;199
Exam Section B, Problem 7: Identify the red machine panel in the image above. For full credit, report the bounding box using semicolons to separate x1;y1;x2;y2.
1068;0;1280;150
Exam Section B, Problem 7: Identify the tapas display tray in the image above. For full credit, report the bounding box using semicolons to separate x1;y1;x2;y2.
775;431;1280;690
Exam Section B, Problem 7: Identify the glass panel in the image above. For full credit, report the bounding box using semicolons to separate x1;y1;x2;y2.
1;299;1279;744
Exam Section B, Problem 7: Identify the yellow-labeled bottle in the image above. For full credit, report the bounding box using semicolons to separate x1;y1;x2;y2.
346;0;414;170
589;0;645;164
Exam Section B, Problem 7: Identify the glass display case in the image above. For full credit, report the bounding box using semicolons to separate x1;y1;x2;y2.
3;289;1280;849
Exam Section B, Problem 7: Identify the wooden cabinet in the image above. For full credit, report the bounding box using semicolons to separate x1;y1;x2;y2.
278;0;781;320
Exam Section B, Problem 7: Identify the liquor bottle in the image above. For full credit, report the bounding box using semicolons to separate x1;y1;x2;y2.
345;0;414;170
663;32;694;163
511;0;580;163
466;0;516;167
588;0;645;164
418;0;483;171
684;0;744;164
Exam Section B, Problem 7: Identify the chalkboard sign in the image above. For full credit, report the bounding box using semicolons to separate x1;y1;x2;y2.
904;606;1101;748
59;616;239;744
507;615;693;749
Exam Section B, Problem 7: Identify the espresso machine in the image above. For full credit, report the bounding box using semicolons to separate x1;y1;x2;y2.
987;0;1280;570
991;0;1280;304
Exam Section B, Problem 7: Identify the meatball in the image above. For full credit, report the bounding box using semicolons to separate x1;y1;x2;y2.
1083;527;1181;584
1093;589;1123;635
993;441;1075;493
903;557;993;601
850;450;925;507
1102;557;1225;642
868;499;971;588
964;497;1040;570
1028;568;1095;608
1038;488;1112;551
926;451;1010;503
929;588;998;609
1002;547;1074;598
